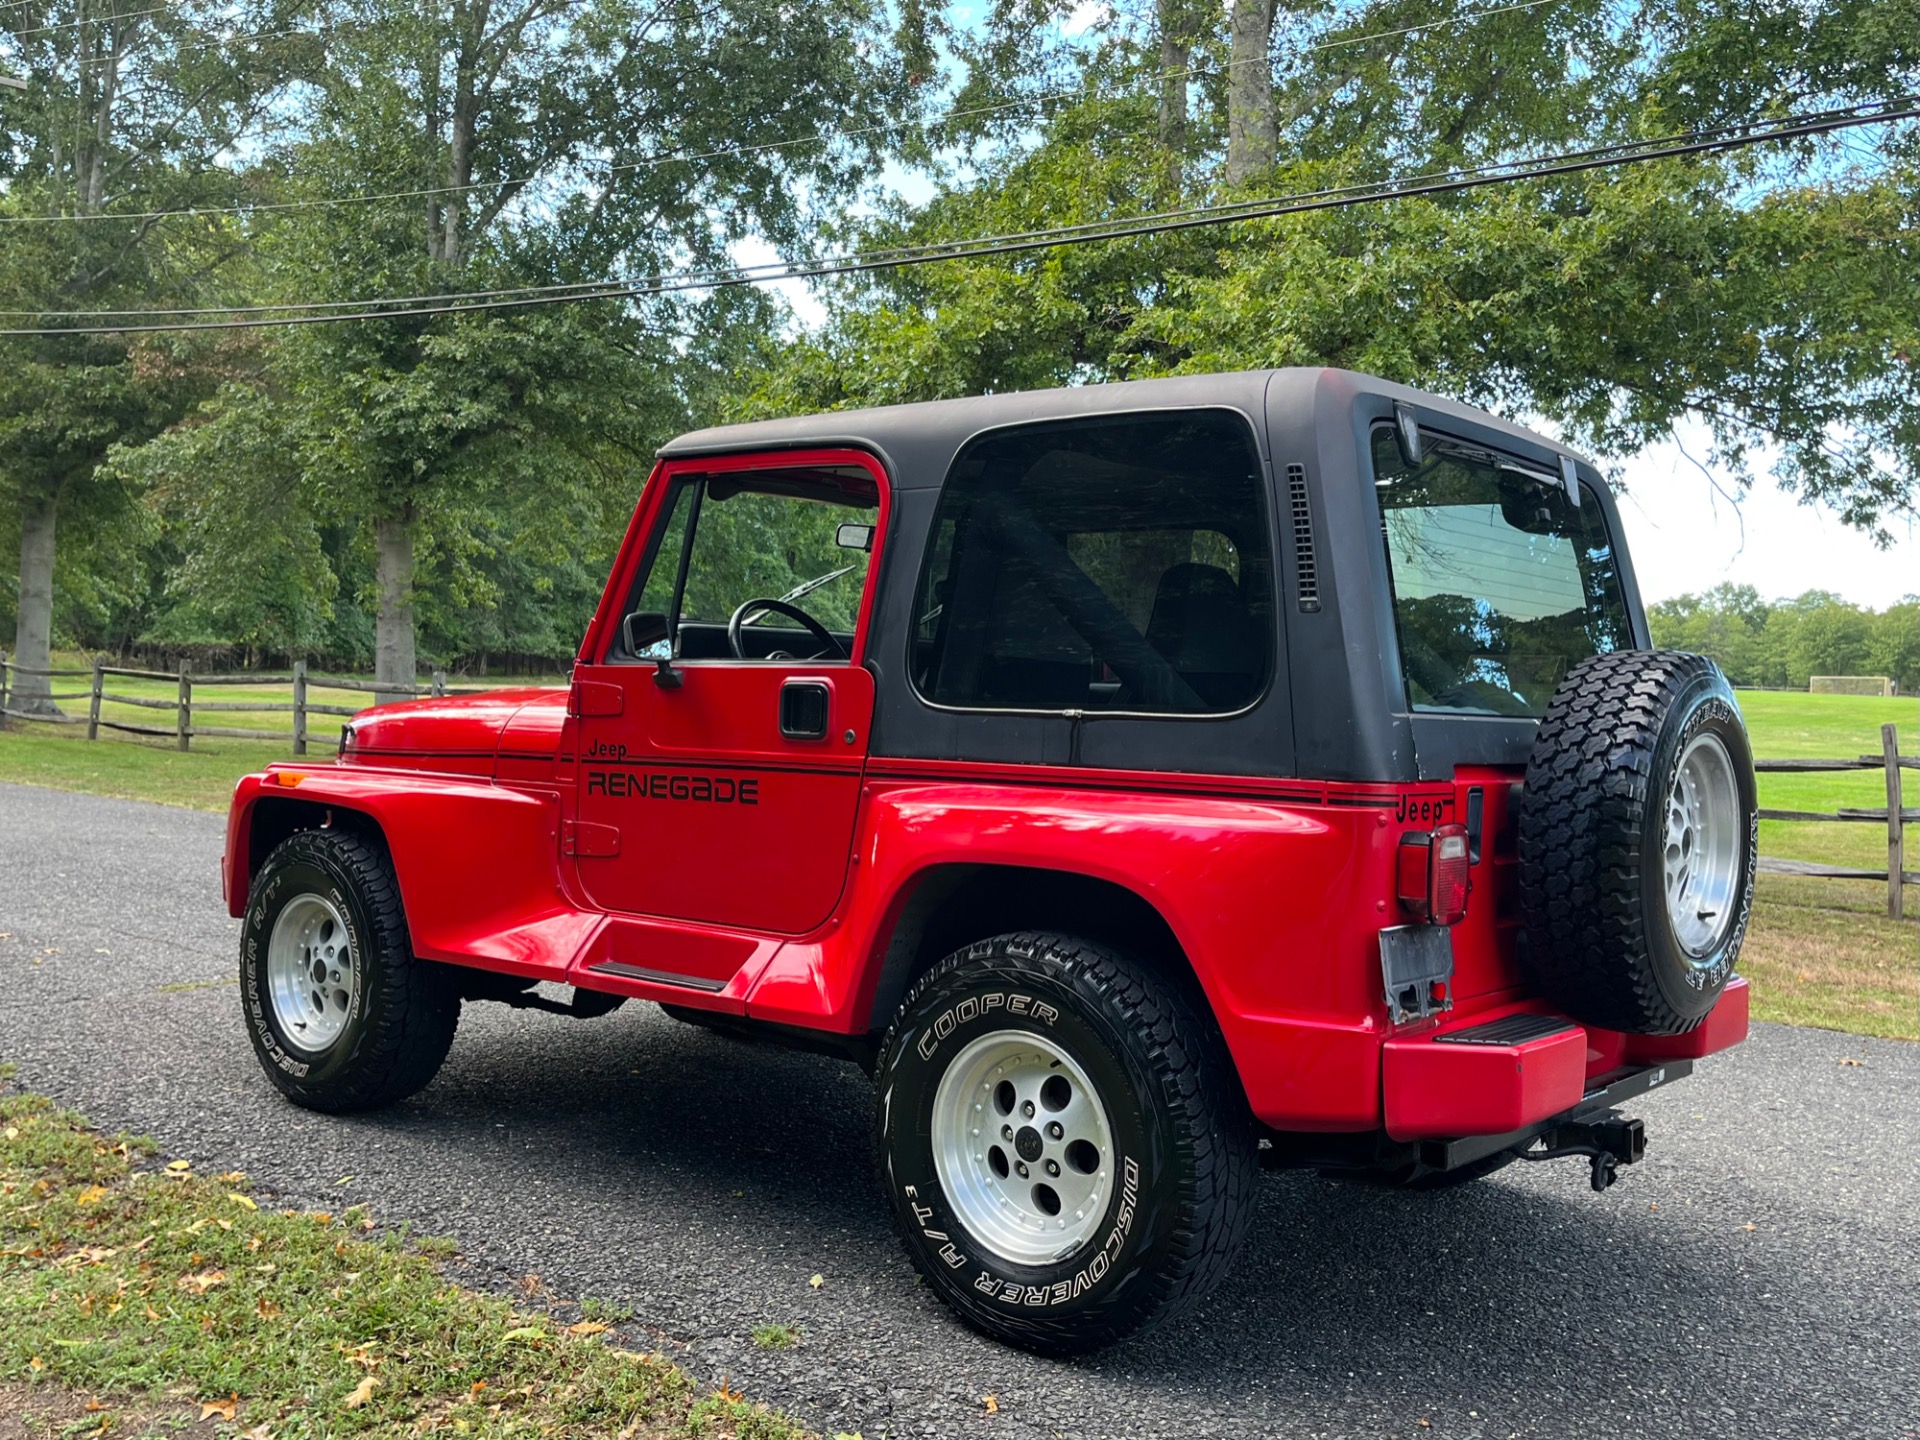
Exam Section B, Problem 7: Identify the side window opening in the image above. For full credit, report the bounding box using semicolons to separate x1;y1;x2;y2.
1371;427;1632;716
620;465;879;664
911;412;1275;715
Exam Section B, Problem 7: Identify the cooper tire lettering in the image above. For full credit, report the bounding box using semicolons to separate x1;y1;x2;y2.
875;932;1256;1354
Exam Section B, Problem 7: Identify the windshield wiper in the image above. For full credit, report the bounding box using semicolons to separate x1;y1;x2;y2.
778;564;857;605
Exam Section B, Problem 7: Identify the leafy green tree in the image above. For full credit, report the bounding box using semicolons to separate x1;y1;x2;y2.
0;2;313;710
753;0;1919;539
127;0;915;690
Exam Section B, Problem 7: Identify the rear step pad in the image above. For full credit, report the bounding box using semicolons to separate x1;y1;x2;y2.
1433;1013;1578;1046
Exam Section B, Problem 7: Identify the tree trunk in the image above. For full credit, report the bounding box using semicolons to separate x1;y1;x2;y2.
1226;0;1278;186
1157;0;1194;191
374;512;417;703
12;495;60;716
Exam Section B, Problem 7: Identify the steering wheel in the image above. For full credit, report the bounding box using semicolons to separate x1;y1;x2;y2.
727;597;848;661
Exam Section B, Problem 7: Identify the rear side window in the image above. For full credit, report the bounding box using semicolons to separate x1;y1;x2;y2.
1372;427;1633;716
911;411;1274;714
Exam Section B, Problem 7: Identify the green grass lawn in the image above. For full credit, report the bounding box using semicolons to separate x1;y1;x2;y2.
0;1083;808;1439
2;678;1914;1038
0;653;562;812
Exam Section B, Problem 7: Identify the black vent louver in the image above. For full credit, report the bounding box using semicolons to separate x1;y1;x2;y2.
1286;463;1320;612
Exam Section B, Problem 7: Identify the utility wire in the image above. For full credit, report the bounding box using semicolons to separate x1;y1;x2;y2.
5;98;1911;336
2;0;1560;226
13;96;1903;319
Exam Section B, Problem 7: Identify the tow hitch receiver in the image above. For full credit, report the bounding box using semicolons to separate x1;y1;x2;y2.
1515;1114;1647;1192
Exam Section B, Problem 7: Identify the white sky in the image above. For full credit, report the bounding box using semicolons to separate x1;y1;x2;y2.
1609;426;1916;610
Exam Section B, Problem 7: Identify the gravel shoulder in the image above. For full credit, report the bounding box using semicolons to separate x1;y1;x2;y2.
1;780;1915;1439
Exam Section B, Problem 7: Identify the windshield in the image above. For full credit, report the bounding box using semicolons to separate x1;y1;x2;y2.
1372;427;1633;717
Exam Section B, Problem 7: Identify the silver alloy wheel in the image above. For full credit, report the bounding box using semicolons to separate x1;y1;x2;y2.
930;1029;1115;1266
266;893;358;1053
1662;731;1742;957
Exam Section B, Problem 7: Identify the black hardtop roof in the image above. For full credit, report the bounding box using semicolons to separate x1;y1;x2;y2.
658;367;1589;486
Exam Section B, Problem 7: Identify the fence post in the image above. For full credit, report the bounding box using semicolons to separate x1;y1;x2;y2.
292;660;308;756
87;659;103;741
432;667;446;698
1884;722;1906;921
177;660;192;753
0;647;9;730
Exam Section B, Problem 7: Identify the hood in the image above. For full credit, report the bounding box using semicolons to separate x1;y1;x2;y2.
341;686;568;780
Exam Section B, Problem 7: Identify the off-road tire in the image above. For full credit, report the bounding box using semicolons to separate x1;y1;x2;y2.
240;829;460;1112
1517;650;1756;1035
874;932;1257;1355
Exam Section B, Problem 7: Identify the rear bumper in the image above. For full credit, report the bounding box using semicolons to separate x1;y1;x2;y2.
1382;977;1749;1142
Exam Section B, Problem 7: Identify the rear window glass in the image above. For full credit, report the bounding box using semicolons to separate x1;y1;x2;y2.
912;412;1274;714
1372;427;1633;717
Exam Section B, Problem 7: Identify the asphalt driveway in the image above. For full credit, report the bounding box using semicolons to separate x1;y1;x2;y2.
1;781;1915;1438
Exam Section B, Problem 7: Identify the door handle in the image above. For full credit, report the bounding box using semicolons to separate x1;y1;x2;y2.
779;679;831;741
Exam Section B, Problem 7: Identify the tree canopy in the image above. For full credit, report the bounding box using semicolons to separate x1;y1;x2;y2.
1;0;1914;684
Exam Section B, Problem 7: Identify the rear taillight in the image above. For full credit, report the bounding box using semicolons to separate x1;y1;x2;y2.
1396;822;1472;926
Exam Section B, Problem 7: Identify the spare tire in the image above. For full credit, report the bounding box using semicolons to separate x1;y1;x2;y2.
1517;650;1756;1035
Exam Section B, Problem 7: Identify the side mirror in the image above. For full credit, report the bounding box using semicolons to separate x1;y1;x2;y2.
622;611;672;661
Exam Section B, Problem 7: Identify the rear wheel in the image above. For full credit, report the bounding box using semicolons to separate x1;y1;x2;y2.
1517;650;1757;1034
240;829;460;1112
874;932;1256;1355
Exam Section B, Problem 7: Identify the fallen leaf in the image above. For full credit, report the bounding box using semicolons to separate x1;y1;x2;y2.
3;1126;17;1140
568;1320;610;1336
178;1268;227;1295
983;1394;999;1414
217;1171;247;1184
470;1381;486;1395
256;1297;281;1319
1742;1222;1758;1232
242;1426;275;1440
84;1399;107;1414
200;1395;238;1422
714;1377;743;1403
28;1356;42;1372
501;1326;547;1343
228;1192;259;1211
144;1305;162;1322
809;1273;824;1290
1839;1058;1863;1067
342;1375;378;1410
75;1185;110;1206
312;1212;332;1225
165;1160;191;1174
335;1175;355;1186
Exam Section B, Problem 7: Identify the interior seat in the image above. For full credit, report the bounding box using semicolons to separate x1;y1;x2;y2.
1143;563;1261;710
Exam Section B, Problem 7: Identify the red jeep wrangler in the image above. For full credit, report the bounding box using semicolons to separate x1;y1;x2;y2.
223;369;1756;1353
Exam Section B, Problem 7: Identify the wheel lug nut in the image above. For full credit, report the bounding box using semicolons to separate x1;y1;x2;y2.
1001;1124;1013;1141
1046;1122;1063;1140
1021;1100;1035;1118
1045;1159;1060;1177
1016;1161;1029;1178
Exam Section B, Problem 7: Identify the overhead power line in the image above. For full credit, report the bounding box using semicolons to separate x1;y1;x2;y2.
4;97;1912;337
2;0;1560;227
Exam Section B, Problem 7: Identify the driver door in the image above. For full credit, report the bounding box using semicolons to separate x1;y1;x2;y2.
571;451;885;944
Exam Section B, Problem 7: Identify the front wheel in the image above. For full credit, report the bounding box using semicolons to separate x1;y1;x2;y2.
874;933;1256;1355
240;829;460;1112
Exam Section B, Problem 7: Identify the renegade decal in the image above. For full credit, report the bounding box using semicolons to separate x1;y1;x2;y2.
914;992;1061;1061
586;770;759;805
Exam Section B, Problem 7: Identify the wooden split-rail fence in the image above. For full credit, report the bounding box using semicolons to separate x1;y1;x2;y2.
1754;722;1915;920
0;652;485;756
4;652;1912;915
